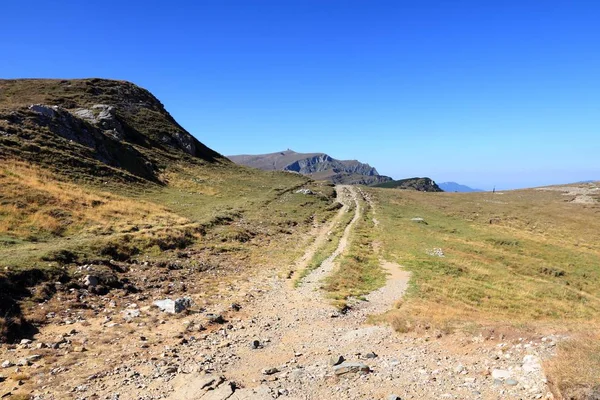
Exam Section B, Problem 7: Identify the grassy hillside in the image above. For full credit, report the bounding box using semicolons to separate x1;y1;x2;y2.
369;183;600;329
0;79;340;342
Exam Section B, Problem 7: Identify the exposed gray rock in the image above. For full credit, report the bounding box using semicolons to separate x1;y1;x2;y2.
295;188;314;195
29;104;59;118
206;313;226;324
153;297;192;314
261;367;279;375
333;362;370;376
84;275;99;287
122;309;140;320
16;358;30;366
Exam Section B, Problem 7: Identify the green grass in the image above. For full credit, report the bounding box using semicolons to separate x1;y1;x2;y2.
369;185;600;327
323;194;386;309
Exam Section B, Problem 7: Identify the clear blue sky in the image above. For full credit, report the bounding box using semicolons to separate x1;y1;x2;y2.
2;1;599;189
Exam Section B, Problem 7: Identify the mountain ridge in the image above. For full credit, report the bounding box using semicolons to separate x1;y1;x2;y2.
228;149;392;185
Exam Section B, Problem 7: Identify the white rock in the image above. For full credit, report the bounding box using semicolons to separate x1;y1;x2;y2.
492;369;511;380
522;354;541;372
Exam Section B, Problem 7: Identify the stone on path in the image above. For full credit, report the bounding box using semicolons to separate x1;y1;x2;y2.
261;367;279;375
491;369;511;381
153;297;192;314
329;355;345;366
522;354;541;372
333;362;370;376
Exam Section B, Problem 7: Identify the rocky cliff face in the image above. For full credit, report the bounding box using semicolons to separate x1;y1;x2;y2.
373;177;443;192
228;150;391;185
0;79;225;182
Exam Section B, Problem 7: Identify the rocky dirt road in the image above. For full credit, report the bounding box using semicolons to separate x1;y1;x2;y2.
3;186;556;400
163;186;554;400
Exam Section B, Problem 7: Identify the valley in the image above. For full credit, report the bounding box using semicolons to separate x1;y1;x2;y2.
1;79;599;400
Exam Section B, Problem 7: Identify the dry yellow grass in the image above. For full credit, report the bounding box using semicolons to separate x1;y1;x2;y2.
545;333;600;399
0;160;188;240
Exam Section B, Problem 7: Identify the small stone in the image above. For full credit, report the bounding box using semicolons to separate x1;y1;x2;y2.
230;303;242;311
330;355;345;366
20;339;32;345
251;340;260;349
153;297;192;314
16;358;30;366
1;361;13;369
505;379;518;386
365;352;378;359
491;369;511;380
84;275;99;287
388;395;402;400
262;367;279;375
522;355;541;372
206;313;226;324
454;364;465;374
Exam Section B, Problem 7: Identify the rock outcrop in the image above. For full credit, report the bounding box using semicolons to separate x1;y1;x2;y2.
0;78;226;183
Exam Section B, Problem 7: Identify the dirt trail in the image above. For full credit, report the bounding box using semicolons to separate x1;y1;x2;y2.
296;185;361;294
19;185;553;399
166;186;552;400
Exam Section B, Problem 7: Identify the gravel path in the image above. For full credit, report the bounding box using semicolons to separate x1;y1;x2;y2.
11;185;555;400
165;186;554;400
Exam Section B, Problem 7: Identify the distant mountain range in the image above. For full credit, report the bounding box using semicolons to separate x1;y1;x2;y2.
438;182;484;192
373;177;443;192
228;149;393;186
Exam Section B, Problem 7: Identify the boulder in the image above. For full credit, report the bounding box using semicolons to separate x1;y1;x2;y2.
84;275;99;287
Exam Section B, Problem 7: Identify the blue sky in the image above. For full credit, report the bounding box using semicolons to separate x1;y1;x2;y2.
1;0;599;189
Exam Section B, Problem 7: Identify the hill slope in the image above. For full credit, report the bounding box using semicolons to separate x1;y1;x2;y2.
438;181;483;192
228;149;392;185
373;177;443;192
0;78;225;183
0;79;339;344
